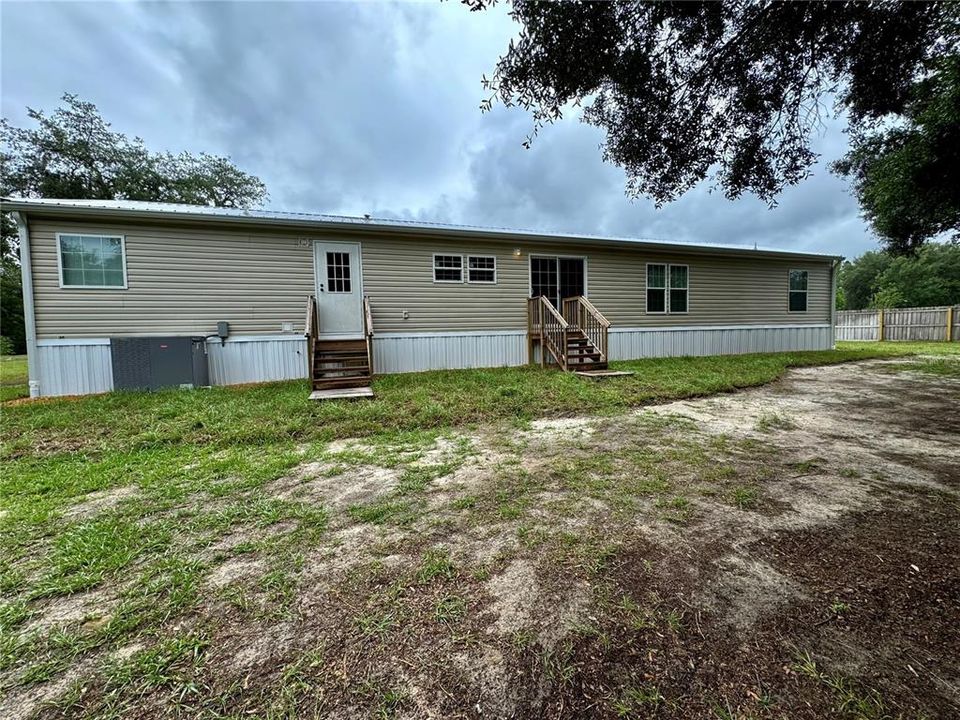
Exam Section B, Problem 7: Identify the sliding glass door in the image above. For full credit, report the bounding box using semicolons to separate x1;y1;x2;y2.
530;256;585;309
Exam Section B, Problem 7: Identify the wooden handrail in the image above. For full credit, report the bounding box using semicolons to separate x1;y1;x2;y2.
561;295;609;365
528;295;568;370
363;295;375;377
304;295;319;379
363;296;374;338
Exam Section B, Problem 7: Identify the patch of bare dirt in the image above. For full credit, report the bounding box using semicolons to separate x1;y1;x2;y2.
23;587;116;635
485;559;591;649
27;359;960;719
205;556;267;589
269;461;399;511
62;485;141;520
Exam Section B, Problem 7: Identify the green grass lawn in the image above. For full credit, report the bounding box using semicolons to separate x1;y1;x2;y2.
0;340;957;716
2;341;957;461
0;355;28;402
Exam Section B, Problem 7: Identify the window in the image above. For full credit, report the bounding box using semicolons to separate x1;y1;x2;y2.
467;256;496;283
669;265;689;313
326;251;352;293
646;264;666;313
433;254;462;282
789;269;808;312
646;263;689;314
530;256;585;308
58;234;126;288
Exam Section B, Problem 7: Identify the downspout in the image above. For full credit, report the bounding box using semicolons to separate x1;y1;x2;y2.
13;212;40;397
830;258;839;347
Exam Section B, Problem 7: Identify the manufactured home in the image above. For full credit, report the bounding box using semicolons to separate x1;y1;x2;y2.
3;198;840;398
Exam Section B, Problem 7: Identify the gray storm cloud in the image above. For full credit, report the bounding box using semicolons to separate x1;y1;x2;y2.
1;1;877;257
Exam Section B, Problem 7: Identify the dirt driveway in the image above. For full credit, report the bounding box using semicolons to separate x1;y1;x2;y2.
13;358;960;719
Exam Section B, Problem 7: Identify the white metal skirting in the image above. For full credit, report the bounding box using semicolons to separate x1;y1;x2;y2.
35;325;834;397
608;324;833;360
34;336;308;397
36;340;113;397
373;331;527;374
205;336;307;386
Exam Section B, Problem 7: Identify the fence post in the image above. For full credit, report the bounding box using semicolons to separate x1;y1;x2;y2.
878;308;885;342
948;306;954;342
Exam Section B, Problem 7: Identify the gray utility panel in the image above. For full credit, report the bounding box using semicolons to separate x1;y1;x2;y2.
110;337;210;391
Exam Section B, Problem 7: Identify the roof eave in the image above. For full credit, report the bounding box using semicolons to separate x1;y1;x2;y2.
0;198;844;262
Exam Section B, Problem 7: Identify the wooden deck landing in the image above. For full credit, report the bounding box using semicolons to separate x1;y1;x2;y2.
309;386;375;401
573;369;635;379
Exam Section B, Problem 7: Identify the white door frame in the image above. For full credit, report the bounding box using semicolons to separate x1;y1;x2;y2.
313;240;364;339
528;254;589;306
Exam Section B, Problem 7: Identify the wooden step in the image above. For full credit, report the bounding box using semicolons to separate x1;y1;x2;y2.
310;386;374;401
315;350;369;359
314;359;369;368
312;376;372;390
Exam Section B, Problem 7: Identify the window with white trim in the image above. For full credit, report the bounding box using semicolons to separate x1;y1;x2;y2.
646;264;667;313
789;269;808;312
669;265;689;313
467;255;496;283
646;263;688;314
58;234;126;288
433;255;462;282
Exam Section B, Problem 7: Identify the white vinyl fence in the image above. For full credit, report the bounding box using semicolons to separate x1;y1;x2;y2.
836;305;960;342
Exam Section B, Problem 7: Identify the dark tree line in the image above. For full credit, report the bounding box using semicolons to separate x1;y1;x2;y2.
0;94;268;353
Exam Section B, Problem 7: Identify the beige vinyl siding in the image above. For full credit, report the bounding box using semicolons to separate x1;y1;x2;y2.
361;238;529;332
27;215;832;339
360;236;832;331
29;219;314;338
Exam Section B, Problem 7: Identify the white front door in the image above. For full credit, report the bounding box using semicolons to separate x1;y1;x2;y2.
314;241;363;337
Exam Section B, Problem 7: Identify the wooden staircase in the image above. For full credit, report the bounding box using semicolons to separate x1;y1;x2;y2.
305;295;375;399
528;295;631;378
564;329;607;371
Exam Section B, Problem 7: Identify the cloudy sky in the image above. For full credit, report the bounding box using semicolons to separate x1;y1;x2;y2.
2;1;880;258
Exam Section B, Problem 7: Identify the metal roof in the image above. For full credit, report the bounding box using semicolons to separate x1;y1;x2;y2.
0;197;842;261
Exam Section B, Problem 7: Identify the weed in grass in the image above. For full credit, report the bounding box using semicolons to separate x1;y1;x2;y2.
0;565;26;594
376;687;410;719
260;568;297;611
829;599;851;615
612;683;665;716
656;496;693;524
729;485;760;510
542;640;578;688
452;495;477;510
356;611;395;639
755;412;796;433
665;608;683;633
348;500;413;526
105;631;209;693
32;515;170;598
618;595;654;631
0;599;31;631
794;651;889;720
434;595;466;624
840;467;861;479
510;628;536;649
791;457;824;474
417;548;455;584
704;464;738;482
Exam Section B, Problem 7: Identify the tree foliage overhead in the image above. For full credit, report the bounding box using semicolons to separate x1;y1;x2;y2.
0;93;268;260
833;56;960;254
467;0;958;238
837;242;960;310
0;93;269;353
